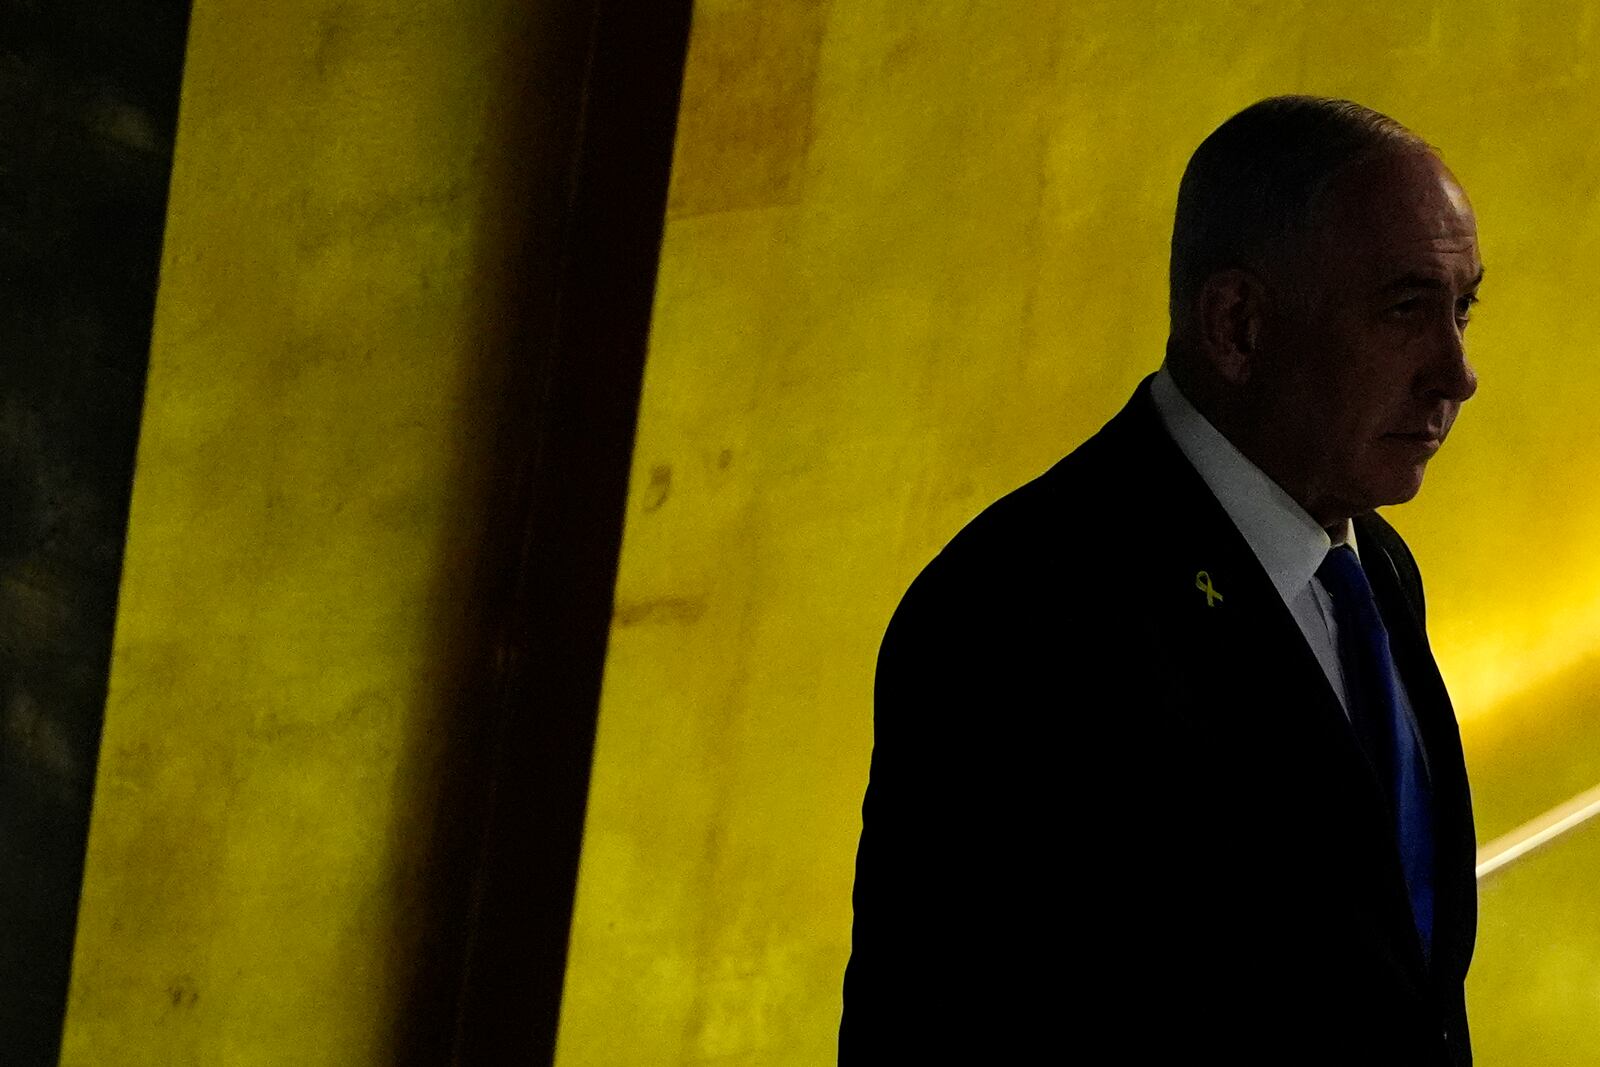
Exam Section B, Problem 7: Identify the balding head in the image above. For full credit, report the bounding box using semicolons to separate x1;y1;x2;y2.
1169;96;1430;340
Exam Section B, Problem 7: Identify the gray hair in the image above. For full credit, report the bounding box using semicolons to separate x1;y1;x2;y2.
1168;96;1430;331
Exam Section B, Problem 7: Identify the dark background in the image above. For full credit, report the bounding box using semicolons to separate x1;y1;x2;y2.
0;2;190;1059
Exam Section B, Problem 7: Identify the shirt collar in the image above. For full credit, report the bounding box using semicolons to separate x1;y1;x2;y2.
1149;366;1357;601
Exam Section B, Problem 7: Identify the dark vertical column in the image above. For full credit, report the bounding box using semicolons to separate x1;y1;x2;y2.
0;2;191;1062
448;1;694;1062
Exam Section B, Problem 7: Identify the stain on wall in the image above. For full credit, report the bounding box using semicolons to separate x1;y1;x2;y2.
666;0;828;219
0;1;190;1061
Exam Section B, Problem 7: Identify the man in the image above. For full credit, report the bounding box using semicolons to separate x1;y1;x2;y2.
841;97;1481;1065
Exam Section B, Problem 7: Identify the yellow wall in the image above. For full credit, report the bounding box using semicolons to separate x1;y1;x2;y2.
560;2;1600;1064
59;0;582;1062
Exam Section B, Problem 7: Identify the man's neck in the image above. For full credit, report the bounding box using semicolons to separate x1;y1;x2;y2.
1163;357;1352;531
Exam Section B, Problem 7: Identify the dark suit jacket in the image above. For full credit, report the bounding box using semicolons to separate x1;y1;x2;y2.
840;378;1477;1065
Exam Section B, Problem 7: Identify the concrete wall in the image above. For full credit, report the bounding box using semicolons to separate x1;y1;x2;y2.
59;0;605;1061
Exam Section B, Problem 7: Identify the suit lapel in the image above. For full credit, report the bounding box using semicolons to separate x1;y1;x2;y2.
1106;378;1367;755
1093;381;1434;982
1355;514;1477;983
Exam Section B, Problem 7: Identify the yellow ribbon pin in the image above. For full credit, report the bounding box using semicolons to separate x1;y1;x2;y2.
1195;571;1223;607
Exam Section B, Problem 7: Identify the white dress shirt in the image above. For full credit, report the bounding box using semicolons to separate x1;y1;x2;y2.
1148;366;1416;724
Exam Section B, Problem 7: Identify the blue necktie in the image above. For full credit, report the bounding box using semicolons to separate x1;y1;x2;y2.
1316;544;1435;959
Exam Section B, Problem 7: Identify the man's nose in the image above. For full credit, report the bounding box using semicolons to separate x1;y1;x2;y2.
1429;317;1478;403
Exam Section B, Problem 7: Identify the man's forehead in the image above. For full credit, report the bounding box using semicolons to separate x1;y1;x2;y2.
1312;149;1480;279
1361;227;1481;288
1330;150;1472;224
1355;241;1482;295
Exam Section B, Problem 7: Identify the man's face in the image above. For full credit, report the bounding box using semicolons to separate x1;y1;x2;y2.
1251;148;1482;526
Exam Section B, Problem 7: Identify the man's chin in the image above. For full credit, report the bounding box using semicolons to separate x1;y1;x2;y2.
1363;464;1430;511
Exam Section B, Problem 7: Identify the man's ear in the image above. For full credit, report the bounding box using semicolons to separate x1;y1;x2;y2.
1195;268;1265;385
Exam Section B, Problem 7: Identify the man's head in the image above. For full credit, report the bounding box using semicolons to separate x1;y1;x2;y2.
1166;96;1482;527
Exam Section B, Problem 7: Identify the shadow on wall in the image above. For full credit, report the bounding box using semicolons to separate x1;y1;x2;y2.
0;0;191;1061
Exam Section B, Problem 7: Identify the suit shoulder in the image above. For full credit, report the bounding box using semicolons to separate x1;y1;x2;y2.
1357;511;1427;625
883;390;1160;648
885;448;1138;652
917;448;1126;589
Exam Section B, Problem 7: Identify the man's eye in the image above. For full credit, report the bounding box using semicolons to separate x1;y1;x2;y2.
1456;294;1480;326
1384;298;1423;319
